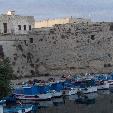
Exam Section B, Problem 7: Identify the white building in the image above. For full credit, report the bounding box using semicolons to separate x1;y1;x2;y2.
0;11;35;34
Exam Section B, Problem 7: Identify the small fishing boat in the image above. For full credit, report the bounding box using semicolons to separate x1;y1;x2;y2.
81;86;97;94
50;81;63;97
77;79;97;94
63;87;79;96
97;81;109;90
93;74;110;90
62;79;79;95
14;84;52;100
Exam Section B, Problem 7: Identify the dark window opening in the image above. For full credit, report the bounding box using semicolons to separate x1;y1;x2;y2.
104;63;112;67
18;25;21;30
91;35;95;40
30;38;33;43
110;23;113;31
31;70;35;75
3;23;7;33
24;25;26;30
29;25;31;30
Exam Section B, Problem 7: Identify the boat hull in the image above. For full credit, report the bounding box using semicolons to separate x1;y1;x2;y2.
51;91;63;97
63;88;78;96
97;84;109;90
81;86;97;94
15;93;52;101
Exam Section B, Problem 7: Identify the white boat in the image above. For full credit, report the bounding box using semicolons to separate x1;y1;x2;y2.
107;80;113;87
51;90;63;97
81;86;97;94
63;88;79;96
14;85;52;100
16;93;52;100
97;81;109;90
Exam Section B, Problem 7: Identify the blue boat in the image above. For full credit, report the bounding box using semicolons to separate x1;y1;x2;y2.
14;84;52;100
79;79;97;94
63;80;79;95
50;81;64;97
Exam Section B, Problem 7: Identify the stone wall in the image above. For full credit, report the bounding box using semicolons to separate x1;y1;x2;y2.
35;17;91;28
0;22;113;77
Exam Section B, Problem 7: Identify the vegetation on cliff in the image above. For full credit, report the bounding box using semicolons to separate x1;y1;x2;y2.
0;58;13;99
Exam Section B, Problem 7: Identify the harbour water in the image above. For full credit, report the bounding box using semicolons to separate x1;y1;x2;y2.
36;90;113;113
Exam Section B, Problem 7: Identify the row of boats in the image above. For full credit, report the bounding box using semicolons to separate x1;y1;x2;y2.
13;73;113;100
1;73;113;113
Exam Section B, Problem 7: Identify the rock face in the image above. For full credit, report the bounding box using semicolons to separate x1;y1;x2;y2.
0;22;113;77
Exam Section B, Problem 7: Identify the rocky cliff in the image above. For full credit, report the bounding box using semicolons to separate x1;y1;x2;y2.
0;22;113;77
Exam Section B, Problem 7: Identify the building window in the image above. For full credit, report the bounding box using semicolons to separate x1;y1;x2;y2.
29;25;31;30
24;25;26;30
91;35;95;40
18;25;21;30
30;38;33;43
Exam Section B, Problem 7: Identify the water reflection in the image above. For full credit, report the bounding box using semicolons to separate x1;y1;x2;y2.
98;90;110;95
18;90;113;113
53;98;64;106
37;90;113;113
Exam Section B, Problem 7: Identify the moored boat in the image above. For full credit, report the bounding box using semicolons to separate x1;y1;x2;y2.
50;81;64;97
97;81;109;90
77;79;97;94
14;84;52;100
81;86;97;94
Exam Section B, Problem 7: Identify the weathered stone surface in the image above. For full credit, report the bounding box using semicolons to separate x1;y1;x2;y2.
0;22;113;77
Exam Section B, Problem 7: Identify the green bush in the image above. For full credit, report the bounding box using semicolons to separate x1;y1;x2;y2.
0;58;13;99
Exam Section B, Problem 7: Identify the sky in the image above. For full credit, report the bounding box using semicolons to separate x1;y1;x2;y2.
0;0;113;22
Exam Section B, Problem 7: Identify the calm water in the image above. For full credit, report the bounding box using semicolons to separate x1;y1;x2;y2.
35;90;113;113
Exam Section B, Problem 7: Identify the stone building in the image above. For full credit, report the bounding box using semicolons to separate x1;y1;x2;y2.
0;11;35;34
35;17;91;28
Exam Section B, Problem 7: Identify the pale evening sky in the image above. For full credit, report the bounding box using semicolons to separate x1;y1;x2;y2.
0;0;113;22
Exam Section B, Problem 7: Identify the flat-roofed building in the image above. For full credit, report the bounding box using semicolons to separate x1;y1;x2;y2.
0;10;35;34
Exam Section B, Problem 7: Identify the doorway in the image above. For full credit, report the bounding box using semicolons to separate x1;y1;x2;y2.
3;23;7;33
